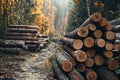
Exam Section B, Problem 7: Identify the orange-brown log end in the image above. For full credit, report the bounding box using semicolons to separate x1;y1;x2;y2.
99;17;108;27
96;38;106;48
86;70;97;80
85;58;94;67
110;76;119;80
105;42;113;51
104;51;113;58
91;12;102;22
94;55;105;66
94;30;102;38
106;31;115;40
106;23;112;31
86;49;96;57
108;59;119;71
88;24;96;31
75;50;87;62
114;43;120;51
62;61;73;72
72;39;83;50
78;27;89;37
84;37;94;48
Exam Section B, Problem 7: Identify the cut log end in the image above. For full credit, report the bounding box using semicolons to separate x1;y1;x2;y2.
99;17;107;27
76;50;87;62
88;24;96;31
104;51;113;58
96;38;106;48
105;43;113;51
94;30;102;38
78;27;89;37
110;76;119;80
91;12;102;22
62;61;73;72
86;70;97;80
106;31;115;40
114;43;120;51
86;49;96;57
106;23;112;31
72;39;83;50
84;37;94;48
108;59;119;71
77;63;86;72
94;55;105;66
85;58;94;67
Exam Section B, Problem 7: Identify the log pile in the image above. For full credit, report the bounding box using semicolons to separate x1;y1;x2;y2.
52;12;120;80
0;25;44;52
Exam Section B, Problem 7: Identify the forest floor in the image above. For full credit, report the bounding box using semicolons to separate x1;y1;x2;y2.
0;42;58;80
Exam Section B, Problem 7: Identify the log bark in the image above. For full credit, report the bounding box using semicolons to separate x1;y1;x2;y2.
99;17;108;27
85;58;94;68
81;12;102;27
65;27;89;38
112;25;120;32
68;68;85;80
52;61;69;80
86;48;96;57
6;33;38;37
84;37;94;48
84;69;97;80
105;31;115;40
26;45;38;51
0;43;23;48
60;37;83;50
109;18;120;26
105;42;113;51
7;36;38;41
25;41;39;45
94;55;105;66
56;51;74;72
107;59;119;71
95;38;106;48
104;51;113;58
93;30;102;38
62;45;87;62
98;66;119;80
9;25;39;30
7;29;38;34
77;63;86;72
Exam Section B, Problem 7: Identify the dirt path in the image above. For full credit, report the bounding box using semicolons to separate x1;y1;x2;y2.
0;42;58;80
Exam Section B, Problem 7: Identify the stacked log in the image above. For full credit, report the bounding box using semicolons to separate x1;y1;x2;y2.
0;25;40;52
52;12;120;80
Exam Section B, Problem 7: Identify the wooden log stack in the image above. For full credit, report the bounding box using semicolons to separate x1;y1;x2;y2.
0;25;41;52
52;12;120;80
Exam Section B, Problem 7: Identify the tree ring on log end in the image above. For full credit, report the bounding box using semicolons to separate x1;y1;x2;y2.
78;27;89;37
94;30;102;38
104;51;113;58
99;17;107;27
86;71;97;80
62;61;73;72
94;55;105;66
105;43;113;51
77;63;86;72
76;50;87;62
91;12;102;22
72;39;83;50
84;37;94;48
96;39;105;48
88;24;96;31
108;60;119;71
85;58;94;67
106;23;112;31
86;49;96;57
106;31;115;40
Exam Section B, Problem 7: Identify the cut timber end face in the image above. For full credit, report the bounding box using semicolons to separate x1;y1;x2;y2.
108;59;119;71
84;37;94;48
105;42;113;51
85;58;94;67
110;76;119;80
114;43;120;51
94;30;102;38
62;61;73;72
75;50;87;62
94;55;105;66
106;31;115;40
99;17;108;27
78;27;89;37
96;38;106;48
77;63;86;72
88;24;96;31
72;39;83;50
106;23;113;31
91;12;102;22
86;49;96;57
104;51;113;58
86;70;97;80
